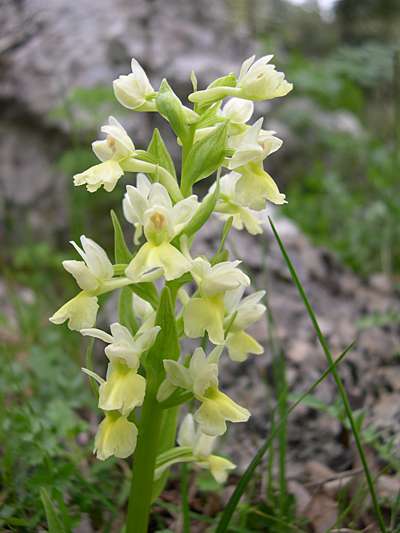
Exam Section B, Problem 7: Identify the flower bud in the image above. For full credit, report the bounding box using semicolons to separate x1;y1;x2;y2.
220;97;254;124
113;58;156;111
238;55;293;100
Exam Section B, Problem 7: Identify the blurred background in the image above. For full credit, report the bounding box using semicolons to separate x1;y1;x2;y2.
1;0;399;530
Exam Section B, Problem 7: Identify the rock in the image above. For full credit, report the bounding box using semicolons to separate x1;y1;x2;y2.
369;273;393;294
0;0;253;237
304;493;338;533
192;216;400;475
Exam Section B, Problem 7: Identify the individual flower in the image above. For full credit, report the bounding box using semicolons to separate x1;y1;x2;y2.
49;236;131;331
86;361;146;416
188;55;292;105
211;172;267;235
220;97;254;136
226;118;282;170
154;414;236;483
113;58;156;111
81;321;160;370
49;292;99;332
81;322;160;415
235;161;287;210
124;176;198;281
160;347;250;436
94;412;138;460
73;116;154;193
91;116;135;162
73;160;124;193
224;288;266;362
220;97;254;125
183;257;250;344
177;414;236;482
237;55;293;100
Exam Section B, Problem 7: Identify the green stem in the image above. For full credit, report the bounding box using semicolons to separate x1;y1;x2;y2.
181;463;191;533
126;390;164;533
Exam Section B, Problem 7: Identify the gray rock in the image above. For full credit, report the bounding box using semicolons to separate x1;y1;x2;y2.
0;0;253;234
192;216;400;472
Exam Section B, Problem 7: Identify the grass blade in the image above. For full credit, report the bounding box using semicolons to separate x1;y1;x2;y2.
40;488;67;533
269;216;387;533
215;342;354;532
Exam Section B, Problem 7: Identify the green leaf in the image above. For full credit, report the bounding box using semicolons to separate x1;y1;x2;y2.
118;287;138;334
166;273;192;302
210;249;229;266
156;79;190;145
174;171;220;243
181;123;228;194
208;73;237;89
110;210;132;264
40;488;67;533
144;287;179;387
128;283;159;310
195;102;224;129
148;128;177;178
131;149;157;164
194;74;237;111
216;216;233;254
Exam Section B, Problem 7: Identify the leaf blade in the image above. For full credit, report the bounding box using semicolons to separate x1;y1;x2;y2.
111;209;132;264
40;488;67;533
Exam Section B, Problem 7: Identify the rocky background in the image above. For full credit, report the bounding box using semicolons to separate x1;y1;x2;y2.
1;1;399;530
0;0;253;238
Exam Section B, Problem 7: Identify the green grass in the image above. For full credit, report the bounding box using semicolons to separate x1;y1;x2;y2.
1;220;397;532
269;217;387;532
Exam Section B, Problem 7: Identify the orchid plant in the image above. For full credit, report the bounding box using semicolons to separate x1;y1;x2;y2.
50;54;292;532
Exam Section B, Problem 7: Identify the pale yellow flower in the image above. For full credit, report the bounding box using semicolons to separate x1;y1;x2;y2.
73;116;154;193
183;257;250;344
81;321;160;370
94;412;138;460
224;288;266;362
220;97;254;124
212;172;267;235
238;55;293;100
50;237;131;331
227;120;283;170
49;292;99;331
235;161;287;210
73;160;124;193
162;347;250;436
124;177;198;281
98;362;146;416
177;414;236;482
113;58;156;111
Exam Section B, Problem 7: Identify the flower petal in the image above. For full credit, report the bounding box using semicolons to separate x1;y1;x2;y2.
99;365;146;416
195;399;227;436
183;296;225;345
49;293;99;331
226;331;263;362
62;260;99;291
94;414;138;460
